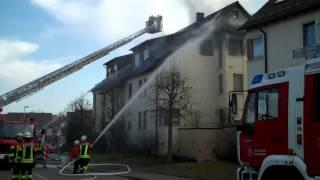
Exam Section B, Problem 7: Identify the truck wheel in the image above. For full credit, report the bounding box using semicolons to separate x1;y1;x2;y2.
261;166;304;180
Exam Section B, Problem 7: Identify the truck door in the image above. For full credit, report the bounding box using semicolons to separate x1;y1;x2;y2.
240;83;288;167
304;74;320;176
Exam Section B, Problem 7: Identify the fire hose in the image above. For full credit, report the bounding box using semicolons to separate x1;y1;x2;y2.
58;159;131;176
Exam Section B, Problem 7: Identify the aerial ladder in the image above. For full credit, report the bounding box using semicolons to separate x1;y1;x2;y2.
0;15;163;111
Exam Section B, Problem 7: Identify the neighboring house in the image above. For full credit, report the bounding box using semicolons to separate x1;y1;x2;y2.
0;112;52;128
92;1;249;161
240;0;320;84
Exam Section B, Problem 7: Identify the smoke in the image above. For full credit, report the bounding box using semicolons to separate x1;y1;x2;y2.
182;0;237;22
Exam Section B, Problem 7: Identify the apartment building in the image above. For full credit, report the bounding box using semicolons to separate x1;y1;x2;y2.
92;1;249;161
240;0;320;83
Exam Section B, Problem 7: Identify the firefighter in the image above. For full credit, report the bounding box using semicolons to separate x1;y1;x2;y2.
70;140;80;174
9;132;23;180
20;131;35;180
79;135;91;173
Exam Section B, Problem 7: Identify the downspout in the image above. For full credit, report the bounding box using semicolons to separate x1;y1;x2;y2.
259;28;268;73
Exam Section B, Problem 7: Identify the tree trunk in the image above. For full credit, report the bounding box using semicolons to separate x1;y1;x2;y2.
167;110;173;162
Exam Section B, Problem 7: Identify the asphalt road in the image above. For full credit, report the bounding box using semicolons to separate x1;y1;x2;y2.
0;167;130;180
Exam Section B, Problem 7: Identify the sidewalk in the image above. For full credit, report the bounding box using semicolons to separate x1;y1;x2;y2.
122;172;199;180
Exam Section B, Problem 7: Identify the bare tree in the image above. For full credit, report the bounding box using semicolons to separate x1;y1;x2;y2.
65;96;94;148
151;66;192;162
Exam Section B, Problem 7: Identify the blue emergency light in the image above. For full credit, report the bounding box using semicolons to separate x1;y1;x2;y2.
251;74;263;85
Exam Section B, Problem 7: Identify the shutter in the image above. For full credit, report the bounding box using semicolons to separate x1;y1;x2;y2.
247;38;252;60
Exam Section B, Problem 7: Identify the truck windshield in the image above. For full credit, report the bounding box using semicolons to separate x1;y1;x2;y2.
0;123;34;138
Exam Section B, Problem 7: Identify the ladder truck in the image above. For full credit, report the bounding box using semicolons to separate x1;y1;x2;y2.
0;15;163;110
230;58;320;180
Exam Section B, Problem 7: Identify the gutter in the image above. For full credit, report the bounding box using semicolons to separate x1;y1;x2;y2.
259;27;268;73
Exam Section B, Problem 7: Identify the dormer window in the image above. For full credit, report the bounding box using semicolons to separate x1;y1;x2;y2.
135;54;140;67
143;49;149;61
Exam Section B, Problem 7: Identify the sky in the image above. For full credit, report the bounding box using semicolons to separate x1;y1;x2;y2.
0;0;267;114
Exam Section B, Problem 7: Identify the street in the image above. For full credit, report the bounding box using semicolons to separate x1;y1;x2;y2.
0;167;130;180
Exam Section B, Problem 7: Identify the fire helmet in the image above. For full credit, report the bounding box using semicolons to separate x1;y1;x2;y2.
24;131;32;138
81;135;87;142
74;140;80;145
16;132;23;138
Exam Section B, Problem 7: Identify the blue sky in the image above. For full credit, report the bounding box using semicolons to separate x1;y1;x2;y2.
0;0;267;114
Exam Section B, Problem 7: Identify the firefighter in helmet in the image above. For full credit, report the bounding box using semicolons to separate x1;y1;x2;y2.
70;140;80;174
20;131;35;180
79;135;91;173
9;132;23;180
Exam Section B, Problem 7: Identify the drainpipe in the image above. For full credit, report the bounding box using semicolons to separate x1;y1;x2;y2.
259;28;268;73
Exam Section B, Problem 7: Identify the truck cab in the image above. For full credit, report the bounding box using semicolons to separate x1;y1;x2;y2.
231;58;320;180
0;120;36;166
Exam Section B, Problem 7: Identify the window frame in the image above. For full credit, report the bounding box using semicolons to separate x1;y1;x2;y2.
134;53;140;67
233;73;243;91
143;49;150;61
250;36;265;61
128;83;132;99
303;21;316;48
200;40;213;56
257;88;279;121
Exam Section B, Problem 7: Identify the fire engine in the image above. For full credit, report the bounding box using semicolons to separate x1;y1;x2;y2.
230;58;320;180
0;119;37;166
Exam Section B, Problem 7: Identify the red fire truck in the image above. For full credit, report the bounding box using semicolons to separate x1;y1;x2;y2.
230;58;320;180
0;119;37;166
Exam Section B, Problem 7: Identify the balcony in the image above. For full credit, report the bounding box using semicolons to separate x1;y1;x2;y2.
293;45;320;60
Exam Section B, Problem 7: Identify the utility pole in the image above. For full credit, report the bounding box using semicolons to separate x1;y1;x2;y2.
24;105;29;120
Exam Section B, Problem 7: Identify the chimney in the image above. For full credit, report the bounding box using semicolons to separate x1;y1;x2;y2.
196;12;205;22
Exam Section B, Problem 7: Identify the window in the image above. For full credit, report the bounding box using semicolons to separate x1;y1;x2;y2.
200;40;213;56
248;36;264;60
245;93;256;124
143;111;147;130
114;64;117;72
128;121;131;130
258;89;279;121
128;83;132;99
313;74;320;122
218;43;223;67
229;39;243;56
233;74;243;91
303;22;316;47
143;49;149;60
107;67;111;76
138;112;142;129
219;74;223;94
139;80;143;88
134;54;140;67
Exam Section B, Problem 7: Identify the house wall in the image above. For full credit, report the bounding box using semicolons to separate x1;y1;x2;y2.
245;10;320;84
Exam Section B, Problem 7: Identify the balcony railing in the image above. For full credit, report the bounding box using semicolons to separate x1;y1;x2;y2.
293;45;320;60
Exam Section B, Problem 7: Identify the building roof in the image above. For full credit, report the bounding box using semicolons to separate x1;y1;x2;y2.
103;54;133;66
92;1;249;94
240;0;320;30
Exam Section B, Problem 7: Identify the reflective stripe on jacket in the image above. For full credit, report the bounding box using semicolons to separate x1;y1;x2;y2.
79;143;90;159
21;142;34;164
9;144;21;163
